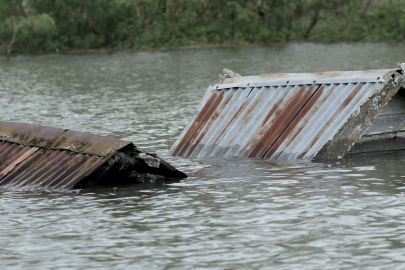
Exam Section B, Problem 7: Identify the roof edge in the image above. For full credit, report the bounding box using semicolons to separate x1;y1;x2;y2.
216;69;396;90
313;66;405;160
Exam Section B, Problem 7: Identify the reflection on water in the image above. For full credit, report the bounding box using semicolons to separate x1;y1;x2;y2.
1;43;405;269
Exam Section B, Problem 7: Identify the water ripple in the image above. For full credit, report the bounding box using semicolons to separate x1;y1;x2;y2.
1;44;405;269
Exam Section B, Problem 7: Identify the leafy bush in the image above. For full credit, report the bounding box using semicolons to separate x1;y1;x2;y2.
1;0;405;54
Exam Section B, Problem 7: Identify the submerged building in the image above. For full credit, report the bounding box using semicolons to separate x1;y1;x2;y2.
2;63;405;191
0;121;187;191
169;63;405;160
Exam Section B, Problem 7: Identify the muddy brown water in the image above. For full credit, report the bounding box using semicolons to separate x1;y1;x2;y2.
1;43;405;269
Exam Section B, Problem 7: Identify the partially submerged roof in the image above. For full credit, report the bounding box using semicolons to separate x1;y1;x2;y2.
0;121;131;157
0;122;186;191
169;65;405;160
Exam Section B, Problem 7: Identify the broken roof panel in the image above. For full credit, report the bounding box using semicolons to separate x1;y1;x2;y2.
0;122;130;191
0;122;187;191
169;66;405;160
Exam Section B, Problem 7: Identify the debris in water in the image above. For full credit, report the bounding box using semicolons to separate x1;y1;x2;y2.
170;64;405;160
219;69;241;82
0;121;187;191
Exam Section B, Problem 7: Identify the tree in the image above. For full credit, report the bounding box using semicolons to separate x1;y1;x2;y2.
0;0;56;59
0;17;20;60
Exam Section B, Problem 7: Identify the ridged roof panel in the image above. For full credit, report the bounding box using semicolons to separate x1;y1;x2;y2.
0;122;132;190
169;68;402;160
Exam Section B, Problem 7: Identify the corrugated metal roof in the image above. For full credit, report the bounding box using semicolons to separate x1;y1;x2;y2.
0;122;131;191
169;67;405;160
0;121;130;156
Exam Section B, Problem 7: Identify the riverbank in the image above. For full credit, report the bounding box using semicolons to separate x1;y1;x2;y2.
1;43;251;58
1;1;404;56
2;40;403;59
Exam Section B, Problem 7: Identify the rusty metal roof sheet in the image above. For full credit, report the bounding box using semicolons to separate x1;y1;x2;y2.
0;121;131;157
0;122;132;191
169;67;405;160
49;130;131;157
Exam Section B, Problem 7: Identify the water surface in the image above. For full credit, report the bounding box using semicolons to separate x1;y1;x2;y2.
1;43;405;269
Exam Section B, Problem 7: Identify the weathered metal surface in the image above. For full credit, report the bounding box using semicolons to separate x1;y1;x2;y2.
0;122;186;191
49;130;131;157
169;66;405;160
0;121;131;157
216;69;396;89
0;144;106;191
314;68;404;160
0;121;66;148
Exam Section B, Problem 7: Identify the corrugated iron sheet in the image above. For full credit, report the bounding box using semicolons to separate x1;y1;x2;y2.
0;122;131;191
169;68;405;160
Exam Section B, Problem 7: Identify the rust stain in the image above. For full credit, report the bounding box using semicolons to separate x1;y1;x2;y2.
46;154;93;189
260;88;295;127
0;143;23;166
0;147;38;180
184;90;234;156
49;131;130;157
264;86;325;158
28;153;77;188
270;84;335;159
0;121;65;148
210;90;254;147
296;83;364;159
172;91;224;156
0;121;138;190
170;68;400;160
22;150;75;188
223;87;271;149
5;150;56;189
0;146;35;176
1;149;47;189
55;156;103;190
247;85;317;157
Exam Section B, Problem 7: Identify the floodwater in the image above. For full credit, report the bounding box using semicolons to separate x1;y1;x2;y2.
1;43;405;269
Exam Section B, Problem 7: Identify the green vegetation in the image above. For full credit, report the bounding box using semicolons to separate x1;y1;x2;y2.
0;0;404;55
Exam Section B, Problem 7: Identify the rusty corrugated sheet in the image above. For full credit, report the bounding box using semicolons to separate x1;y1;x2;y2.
0;121;130;156
169;68;405;160
0;122;131;191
